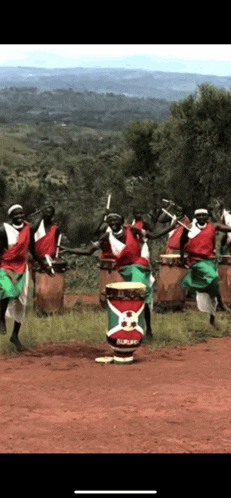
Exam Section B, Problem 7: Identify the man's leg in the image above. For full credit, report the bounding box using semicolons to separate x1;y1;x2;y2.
0;298;9;334
10;321;26;351
217;293;231;312
210;314;215;326
144;303;153;338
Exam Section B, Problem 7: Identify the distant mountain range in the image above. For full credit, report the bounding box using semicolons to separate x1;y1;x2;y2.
0;66;231;101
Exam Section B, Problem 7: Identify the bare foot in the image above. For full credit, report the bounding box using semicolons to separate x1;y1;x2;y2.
10;335;27;351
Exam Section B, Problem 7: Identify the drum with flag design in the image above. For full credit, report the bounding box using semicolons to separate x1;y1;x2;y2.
105;281;146;364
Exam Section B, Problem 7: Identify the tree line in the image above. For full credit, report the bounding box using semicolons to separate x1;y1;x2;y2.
0;86;170;130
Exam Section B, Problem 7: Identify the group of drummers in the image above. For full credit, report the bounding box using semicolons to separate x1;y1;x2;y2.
1;199;231;352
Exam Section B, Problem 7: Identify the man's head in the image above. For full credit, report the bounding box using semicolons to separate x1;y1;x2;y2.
194;208;209;226
43;203;55;220
8;204;24;227
106;213;124;232
132;207;146;221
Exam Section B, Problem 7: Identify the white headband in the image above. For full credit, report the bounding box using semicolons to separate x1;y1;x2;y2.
106;213;123;220
8;204;23;216
194;209;208;215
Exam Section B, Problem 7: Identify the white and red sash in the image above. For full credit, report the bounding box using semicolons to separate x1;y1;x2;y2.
185;222;216;266
1;222;30;274
34;220;57;257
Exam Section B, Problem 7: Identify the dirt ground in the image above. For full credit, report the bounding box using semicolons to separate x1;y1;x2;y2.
1;333;231;456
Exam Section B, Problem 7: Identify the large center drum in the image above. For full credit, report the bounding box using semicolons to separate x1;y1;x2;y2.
218;255;231;304
105;281;147;364
153;254;186;303
33;257;68;315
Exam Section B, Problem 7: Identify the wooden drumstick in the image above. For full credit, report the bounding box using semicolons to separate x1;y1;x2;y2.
106;194;111;210
45;254;55;275
161;208;190;231
55;234;62;258
103;194;112;221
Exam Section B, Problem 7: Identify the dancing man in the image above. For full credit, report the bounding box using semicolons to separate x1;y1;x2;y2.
179;208;231;325
32;203;60;259
158;202;190;254
0;204;53;350
96;211;179;338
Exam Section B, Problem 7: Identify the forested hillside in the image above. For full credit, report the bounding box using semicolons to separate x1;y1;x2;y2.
0;87;171;129
1;66;231;100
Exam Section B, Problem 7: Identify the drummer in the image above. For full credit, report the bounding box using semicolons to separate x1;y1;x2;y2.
32;203;61;260
0;204;53;350
158;203;190;254
102;211;179;339
179;207;231;326
83;210;155;337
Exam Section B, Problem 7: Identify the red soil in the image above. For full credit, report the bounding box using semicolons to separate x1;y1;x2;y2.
1;335;231;456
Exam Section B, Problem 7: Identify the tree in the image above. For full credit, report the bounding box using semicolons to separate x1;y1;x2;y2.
120;119;162;216
151;84;231;216
122;119;159;177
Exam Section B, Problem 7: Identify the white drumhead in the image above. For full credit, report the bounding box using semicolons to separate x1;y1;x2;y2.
105;281;146;290
159;254;181;258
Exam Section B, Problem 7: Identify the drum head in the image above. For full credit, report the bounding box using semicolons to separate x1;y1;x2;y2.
105;281;147;300
106;281;146;290
159;254;181;258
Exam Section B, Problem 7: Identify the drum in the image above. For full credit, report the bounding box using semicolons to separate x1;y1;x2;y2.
33;257;68;273
105;281;147;364
33;257;68;314
99;258;124;307
218;255;231;303
153;254;186;302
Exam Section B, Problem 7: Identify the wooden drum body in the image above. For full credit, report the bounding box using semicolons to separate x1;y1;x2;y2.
99;258;124;307
153;254;186;303
105;282;146;364
218;256;231;304
34;258;67;315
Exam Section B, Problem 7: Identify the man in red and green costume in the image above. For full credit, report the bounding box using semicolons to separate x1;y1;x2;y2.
180;208;231;325
101;210;178;338
33;204;60;259
0;204;53;350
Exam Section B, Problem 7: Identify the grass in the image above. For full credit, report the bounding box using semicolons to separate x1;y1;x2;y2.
1;307;231;355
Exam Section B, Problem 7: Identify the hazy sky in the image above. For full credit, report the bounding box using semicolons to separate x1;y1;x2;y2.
1;44;231;76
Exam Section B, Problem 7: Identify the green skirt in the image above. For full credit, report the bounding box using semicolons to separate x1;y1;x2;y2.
119;264;153;304
180;258;220;298
0;268;25;300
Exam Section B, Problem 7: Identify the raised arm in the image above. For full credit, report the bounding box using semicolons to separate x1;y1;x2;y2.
59;242;99;256
145;219;178;240
0;226;8;261
215;222;231;233
180;227;189;262
31;212;44;233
